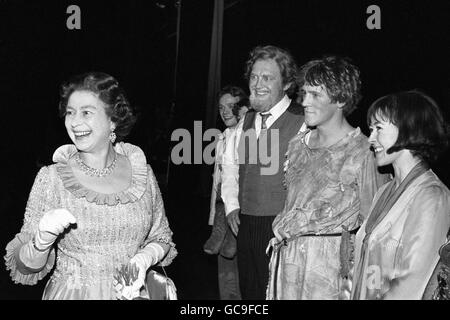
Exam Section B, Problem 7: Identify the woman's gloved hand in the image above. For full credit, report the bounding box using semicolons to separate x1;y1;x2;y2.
34;208;77;251
19;208;76;272
117;243;165;300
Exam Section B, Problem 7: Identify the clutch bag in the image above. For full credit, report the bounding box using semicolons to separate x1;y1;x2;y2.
144;267;177;300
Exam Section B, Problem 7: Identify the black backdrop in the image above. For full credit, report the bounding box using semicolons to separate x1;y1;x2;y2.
0;0;449;300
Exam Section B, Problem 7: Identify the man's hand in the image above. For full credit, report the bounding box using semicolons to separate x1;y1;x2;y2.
227;209;240;236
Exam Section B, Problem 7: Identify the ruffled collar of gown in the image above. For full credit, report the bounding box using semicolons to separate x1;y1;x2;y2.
301;127;362;151
53;142;148;206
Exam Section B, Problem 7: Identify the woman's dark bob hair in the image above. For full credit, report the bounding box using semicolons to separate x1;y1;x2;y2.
59;72;137;143
367;89;448;164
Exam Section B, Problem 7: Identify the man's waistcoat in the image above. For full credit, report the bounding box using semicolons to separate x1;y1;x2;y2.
238;101;304;216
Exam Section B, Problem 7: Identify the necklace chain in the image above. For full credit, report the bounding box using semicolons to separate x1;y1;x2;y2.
75;152;117;177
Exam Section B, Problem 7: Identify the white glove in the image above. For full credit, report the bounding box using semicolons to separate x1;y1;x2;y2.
120;243;165;300
19;209;76;271
34;208;77;251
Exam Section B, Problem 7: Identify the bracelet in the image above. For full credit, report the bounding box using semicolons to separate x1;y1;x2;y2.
32;237;50;252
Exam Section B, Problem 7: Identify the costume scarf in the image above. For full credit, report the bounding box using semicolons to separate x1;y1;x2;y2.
352;161;429;299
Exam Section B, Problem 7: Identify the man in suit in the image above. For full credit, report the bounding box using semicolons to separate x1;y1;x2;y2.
221;45;304;299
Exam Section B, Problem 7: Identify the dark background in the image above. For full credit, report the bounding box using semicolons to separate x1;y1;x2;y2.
0;0;449;299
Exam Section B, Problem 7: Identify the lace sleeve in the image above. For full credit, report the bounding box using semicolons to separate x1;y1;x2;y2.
141;165;177;267
4;166;57;285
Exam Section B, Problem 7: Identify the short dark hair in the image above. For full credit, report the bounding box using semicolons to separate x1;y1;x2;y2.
367;90;448;164
298;55;361;116
59;72;137;143
218;85;249;118
244;45;298;98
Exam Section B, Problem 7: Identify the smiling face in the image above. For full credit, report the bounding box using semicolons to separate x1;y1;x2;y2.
368;113;401;167
301;84;344;128
249;58;289;112
64;90;115;153
219;93;239;127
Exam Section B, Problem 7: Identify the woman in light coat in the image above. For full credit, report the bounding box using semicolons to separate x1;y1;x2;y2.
351;90;450;300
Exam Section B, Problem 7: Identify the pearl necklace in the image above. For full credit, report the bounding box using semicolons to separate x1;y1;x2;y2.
75;152;117;177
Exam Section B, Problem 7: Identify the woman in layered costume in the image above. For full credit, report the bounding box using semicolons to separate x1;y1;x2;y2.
267;56;389;300
4;72;177;300
351;90;450;300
